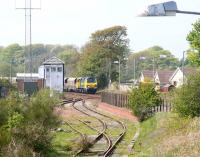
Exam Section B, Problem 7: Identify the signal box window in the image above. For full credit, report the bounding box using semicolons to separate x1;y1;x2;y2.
46;68;50;72
57;67;62;72
51;67;56;72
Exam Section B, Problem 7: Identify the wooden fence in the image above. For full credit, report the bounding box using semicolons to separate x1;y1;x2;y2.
101;92;172;113
101;92;130;109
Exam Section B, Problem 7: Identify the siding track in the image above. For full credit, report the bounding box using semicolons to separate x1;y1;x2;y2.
59;95;127;157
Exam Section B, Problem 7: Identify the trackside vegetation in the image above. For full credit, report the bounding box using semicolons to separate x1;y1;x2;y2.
173;72;200;117
0;90;59;157
130;112;200;157
129;82;161;121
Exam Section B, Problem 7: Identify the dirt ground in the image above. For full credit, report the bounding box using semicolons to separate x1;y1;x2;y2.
97;102;138;122
55;98;138;122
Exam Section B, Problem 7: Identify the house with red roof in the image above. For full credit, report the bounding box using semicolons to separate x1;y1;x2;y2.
139;70;155;83
169;67;197;87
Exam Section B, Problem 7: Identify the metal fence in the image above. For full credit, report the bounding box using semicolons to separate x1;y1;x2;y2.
101;92;172;113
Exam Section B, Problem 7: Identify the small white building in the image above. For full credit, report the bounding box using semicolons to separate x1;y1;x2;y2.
39;56;64;93
169;67;196;87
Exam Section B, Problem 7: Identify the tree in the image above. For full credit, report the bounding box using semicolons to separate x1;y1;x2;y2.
126;46;179;80
185;49;200;67
173;71;200;117
0;44;23;76
187;19;200;65
78;26;130;88
58;45;80;76
129;82;161;121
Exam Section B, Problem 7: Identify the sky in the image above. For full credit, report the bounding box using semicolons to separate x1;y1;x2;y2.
1;0;200;58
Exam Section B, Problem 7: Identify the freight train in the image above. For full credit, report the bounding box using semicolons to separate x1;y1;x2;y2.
64;77;97;94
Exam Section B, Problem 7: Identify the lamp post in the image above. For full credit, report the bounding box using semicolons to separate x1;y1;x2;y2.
114;58;121;89
114;57;128;89
182;51;186;85
10;58;14;84
139;1;200;16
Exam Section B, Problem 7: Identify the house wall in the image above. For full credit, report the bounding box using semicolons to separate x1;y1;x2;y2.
17;79;44;93
44;64;64;93
37;79;44;90
17;80;24;93
139;74;144;82
38;65;44;78
169;69;184;87
154;73;160;84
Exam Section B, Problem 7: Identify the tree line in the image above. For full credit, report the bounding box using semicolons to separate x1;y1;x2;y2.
1;21;200;88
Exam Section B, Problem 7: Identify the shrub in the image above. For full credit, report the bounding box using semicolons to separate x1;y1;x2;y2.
129;83;161;121
2;143;40;157
12;123;52;154
25;89;59;129
73;135;92;152
173;72;200;117
0;89;60;156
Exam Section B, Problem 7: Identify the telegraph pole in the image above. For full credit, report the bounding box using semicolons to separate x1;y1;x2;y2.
16;0;41;80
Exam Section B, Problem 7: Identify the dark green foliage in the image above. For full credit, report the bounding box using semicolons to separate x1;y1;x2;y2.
129;83;161;121
78;26;130;88
26;90;59;128
58;45;80;76
97;73;108;89
187;19;200;53
0;90;59;156
187;19;200;66
173;71;200;117
0;44;80;76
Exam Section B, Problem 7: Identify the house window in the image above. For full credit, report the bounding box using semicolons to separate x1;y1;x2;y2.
173;81;177;86
51;67;56;72
57;67;62;72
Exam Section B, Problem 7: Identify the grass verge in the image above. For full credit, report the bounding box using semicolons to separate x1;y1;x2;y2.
129;112;200;157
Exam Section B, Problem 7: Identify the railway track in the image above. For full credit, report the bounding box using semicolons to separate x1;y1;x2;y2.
59;98;111;156
71;99;112;156
59;96;127;157
82;100;126;157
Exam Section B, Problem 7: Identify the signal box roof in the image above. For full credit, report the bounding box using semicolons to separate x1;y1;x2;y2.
43;56;64;65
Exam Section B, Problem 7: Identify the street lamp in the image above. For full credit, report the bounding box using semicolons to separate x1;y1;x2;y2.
114;59;121;89
114;57;128;89
10;58;15;84
139;1;200;16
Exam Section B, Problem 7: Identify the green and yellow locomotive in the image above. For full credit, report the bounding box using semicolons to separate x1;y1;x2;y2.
64;77;97;94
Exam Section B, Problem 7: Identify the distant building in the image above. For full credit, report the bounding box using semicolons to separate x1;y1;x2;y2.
39;56;64;93
16;73;44;95
139;70;155;83
154;70;174;86
169;67;197;87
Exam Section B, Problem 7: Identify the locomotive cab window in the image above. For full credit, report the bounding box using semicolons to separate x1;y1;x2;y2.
87;77;96;83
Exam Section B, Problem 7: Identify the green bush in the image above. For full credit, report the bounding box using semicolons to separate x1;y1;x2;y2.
25;89;59;129
129;83;161;121
173;72;200;117
0;89;60;156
